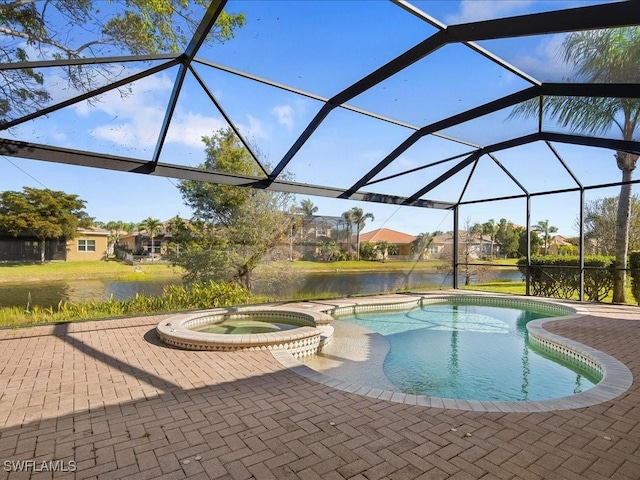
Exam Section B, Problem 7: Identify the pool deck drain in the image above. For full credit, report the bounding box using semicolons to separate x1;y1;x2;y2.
0;291;639;480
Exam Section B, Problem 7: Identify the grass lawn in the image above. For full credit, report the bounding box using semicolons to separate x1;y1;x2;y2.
461;280;637;305
0;260;184;284
288;258;520;272
0;258;519;284
460;281;527;295
288;259;447;272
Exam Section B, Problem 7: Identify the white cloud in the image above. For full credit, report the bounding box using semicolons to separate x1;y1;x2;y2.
76;70;232;150
446;0;534;24
396;155;418;170
165;113;227;148
272;104;294;131
511;34;574;81
241;114;268;140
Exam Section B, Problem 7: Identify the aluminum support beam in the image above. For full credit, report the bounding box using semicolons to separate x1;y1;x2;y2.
0;53;179;70
343;87;538;197
542;83;640;99
448;2;640;41
150;0;229;166
579;190;585;301
541;132;640;154
0;59;181;131
526;196;531;296
453;206;459;289
404;151;481;205
0;139;455;210
189;65;269;177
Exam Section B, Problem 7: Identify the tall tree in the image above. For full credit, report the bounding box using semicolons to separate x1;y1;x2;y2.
470;222;484;257
175;128;292;290
482;219;499;257
0;187;91;262
510;27;640;302
102;220;131;256
0;1;245;121
582;195;640;255
533;219;558;255
347;207;374;261
518;229;542;259
298;198;318;216
411;232;434;260
139;217;162;260
495;218;522;258
340;210;354;259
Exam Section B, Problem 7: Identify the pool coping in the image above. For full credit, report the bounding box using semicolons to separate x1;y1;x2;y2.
271;292;633;412
156;305;334;357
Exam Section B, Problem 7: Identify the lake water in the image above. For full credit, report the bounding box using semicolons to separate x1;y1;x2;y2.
0;269;523;309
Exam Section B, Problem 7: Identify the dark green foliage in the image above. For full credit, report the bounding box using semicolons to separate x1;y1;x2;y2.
0;187;92;262
359;241;398;261
583;195;640;255
314;241;345;262
517;256;615;301
629;251;640;304
174;128;293;290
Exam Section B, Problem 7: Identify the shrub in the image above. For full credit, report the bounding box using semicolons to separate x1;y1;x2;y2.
517;255;615;301
629;251;640;305
0;281;250;327
314;241;345;262
359;242;378;261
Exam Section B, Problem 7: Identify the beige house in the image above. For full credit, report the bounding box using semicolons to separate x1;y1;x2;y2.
359;228;417;256
0;227;109;262
427;232;494;260
118;220;178;257
65;227;110;261
546;235;576;255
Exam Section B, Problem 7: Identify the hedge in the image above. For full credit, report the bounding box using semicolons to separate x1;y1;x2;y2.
517;255;615;301
630;251;640;305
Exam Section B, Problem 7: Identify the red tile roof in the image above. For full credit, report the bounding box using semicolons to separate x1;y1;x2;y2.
359;228;417;244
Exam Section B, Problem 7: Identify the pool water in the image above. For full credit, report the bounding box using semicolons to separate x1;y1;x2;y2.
192;318;303;334
337;303;601;402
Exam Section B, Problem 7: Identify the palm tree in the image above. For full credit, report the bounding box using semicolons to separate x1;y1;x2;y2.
139;217;162;261
104;220;129;256
411;232;434;260
510;27;640;302
533;219;558;255
348;207;374;261
482;219;499;257
470;223;484;257
298;198;318;216
341;210;354;259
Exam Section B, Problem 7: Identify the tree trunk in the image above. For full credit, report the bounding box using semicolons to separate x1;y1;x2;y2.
39;238;46;263
612;152;637;303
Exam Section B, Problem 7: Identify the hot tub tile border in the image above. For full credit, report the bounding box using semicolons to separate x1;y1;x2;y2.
157;307;333;358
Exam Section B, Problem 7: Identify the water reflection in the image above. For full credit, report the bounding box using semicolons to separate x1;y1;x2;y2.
0;280;173;309
0;269;522;308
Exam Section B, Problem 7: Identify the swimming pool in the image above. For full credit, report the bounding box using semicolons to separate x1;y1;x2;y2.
333;297;599;402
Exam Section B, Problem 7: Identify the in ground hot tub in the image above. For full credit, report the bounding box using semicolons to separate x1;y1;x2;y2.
157;306;333;358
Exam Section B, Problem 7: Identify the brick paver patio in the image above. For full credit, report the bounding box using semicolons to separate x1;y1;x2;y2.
0;295;639;479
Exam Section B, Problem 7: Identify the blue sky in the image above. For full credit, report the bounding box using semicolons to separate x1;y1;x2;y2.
0;0;629;237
